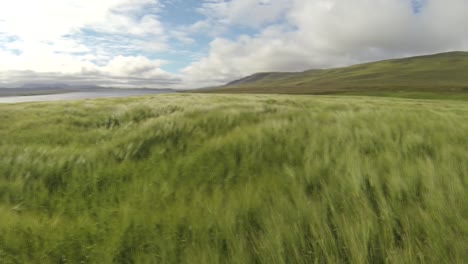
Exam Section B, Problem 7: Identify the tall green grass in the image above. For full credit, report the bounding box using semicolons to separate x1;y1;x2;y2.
0;94;467;263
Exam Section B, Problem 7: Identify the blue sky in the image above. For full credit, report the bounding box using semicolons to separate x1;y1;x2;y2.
0;0;467;88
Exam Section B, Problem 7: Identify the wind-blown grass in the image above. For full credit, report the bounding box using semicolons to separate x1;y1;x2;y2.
0;94;467;263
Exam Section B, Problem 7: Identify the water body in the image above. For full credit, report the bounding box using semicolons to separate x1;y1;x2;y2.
0;90;174;104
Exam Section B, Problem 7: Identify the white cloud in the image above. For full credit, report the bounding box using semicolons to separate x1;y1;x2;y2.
0;0;180;88
103;55;167;77
184;0;468;87
0;0;163;41
0;44;180;89
184;0;291;38
0;40;94;73
199;0;290;28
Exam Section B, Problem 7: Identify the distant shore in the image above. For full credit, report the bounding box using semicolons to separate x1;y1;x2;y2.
0;89;175;103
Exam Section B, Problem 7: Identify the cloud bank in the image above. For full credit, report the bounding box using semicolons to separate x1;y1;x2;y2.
0;0;177;88
1;0;467;88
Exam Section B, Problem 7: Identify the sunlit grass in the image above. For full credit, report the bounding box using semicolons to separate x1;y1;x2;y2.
0;94;467;263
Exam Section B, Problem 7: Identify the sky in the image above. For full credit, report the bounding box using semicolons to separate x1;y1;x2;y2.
0;0;467;89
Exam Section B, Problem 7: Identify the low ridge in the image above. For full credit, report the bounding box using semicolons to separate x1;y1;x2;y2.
201;51;468;95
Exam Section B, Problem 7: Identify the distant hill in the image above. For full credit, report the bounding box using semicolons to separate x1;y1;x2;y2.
201;51;468;95
19;83;102;90
0;84;175;97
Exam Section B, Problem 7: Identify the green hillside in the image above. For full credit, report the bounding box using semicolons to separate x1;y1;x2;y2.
1;94;467;263
202;52;468;96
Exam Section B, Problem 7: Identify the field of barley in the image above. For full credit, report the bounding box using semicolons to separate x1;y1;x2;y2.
0;94;467;263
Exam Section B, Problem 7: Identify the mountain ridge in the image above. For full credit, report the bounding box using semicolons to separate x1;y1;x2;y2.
201;51;468;95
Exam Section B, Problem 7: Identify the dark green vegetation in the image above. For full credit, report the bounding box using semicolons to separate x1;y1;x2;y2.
0;94;467;263
202;52;468;97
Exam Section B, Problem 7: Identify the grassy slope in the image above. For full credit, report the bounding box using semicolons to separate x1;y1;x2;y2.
0;94;467;263
202;52;468;96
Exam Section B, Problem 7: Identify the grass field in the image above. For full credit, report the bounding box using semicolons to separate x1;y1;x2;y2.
0;94;467;263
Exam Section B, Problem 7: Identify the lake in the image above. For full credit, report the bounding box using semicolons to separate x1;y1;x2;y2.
0;90;174;104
